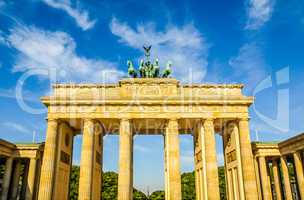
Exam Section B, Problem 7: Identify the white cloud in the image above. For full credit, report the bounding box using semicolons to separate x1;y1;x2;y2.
180;150;194;166
6;25;123;82
217;153;224;166
229;42;267;92
0;31;7;45
134;144;150;153
1;122;31;134
110;18;209;82
0;88;41;102
42;0;96;31
245;0;275;30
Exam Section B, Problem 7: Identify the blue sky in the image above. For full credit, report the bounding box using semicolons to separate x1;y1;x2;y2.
0;0;304;192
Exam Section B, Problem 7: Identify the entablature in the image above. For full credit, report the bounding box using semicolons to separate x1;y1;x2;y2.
41;78;253;106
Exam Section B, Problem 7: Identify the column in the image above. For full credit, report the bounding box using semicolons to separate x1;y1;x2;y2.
238;118;259;199
38;119;59;200
20;160;30;199
26;158;37;200
118;119;133;200
258;156;272;200
293;152;304;199
193;120;207;200
164;119;181;200
11;160;22;200
272;159;282;200
78;119;95;200
92;123;103;200
254;157;263;200
232;122;245;200
280;156;293;200
1;157;13;200
203;118;220;200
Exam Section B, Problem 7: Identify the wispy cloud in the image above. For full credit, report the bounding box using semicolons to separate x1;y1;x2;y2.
1;122;31;134
0;31;7;45
134;144;150;153
110;18;209;82
180;150;194;166
42;0;96;31
217;153;224;166
228;42;267;92
5;25;123;82
0;88;40;102
245;0;275;30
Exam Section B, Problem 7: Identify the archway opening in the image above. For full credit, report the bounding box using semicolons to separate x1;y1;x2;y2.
133;135;165;199
180;134;195;200
216;133;226;199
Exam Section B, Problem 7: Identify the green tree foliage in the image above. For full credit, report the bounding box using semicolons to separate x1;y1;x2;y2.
69;166;80;200
102;172;118;200
181;172;196;200
133;189;148;200
218;166;227;200
69;167;149;200
149;191;165;200
68;166;244;200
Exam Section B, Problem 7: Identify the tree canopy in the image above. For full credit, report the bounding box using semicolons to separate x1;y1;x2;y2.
67;166;233;200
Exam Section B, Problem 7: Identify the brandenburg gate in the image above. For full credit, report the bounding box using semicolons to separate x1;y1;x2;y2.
37;77;259;200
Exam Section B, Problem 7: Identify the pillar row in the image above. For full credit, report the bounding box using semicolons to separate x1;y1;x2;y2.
293;151;304;199
11;160;21;200
118;119;133;200
280;156;293;200
78;119;103;200
1;157;13;200
26;158;38;200
193;120;207;200
203;118;220;200
38;119;59;200
272;159;282;200
164;119;182;200
238;118;259;200
258;156;272;200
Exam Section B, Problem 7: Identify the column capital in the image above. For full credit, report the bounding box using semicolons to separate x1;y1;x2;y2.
120;118;131;122
166;118;179;122
83;118;95;123
202;118;215;127
203;117;215;122
166;118;179;129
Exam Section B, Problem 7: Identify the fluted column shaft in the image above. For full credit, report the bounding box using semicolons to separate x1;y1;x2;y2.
164;119;181;200
20;161;29;199
254;157;263;200
11;160;22;200
272;159;282;200
26;158;37;200
78;119;95;200
280;156;293;200
194;121;207;200
238;118;259;199
38;119;59;200
293;152;304;199
1;157;13;200
258;156;272;200
203;118;220;200
118;119;133;200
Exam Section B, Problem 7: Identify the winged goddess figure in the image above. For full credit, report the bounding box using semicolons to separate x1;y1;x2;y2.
143;45;152;58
